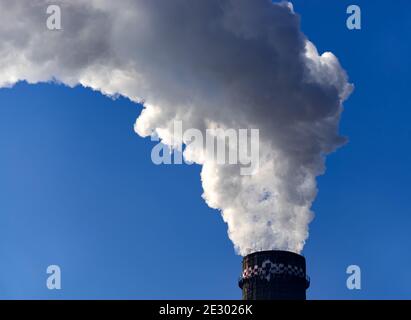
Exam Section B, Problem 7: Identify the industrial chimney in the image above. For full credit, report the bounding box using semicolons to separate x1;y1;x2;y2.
238;250;310;300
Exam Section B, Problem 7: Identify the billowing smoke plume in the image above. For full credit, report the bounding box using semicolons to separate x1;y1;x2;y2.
0;0;352;255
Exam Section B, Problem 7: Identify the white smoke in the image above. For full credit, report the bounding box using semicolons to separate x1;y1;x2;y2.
0;0;352;255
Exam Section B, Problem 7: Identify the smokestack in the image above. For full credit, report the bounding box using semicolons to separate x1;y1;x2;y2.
239;250;310;300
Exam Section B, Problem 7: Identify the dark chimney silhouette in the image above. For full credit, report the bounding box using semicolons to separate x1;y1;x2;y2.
239;250;310;300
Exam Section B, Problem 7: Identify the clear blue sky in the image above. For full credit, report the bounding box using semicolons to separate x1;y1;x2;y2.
0;0;410;299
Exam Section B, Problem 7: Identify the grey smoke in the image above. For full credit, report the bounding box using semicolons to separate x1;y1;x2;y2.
0;0;352;255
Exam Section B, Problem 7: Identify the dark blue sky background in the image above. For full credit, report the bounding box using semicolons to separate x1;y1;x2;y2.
0;0;410;299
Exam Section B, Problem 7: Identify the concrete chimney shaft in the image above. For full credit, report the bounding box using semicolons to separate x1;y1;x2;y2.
239;250;310;300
